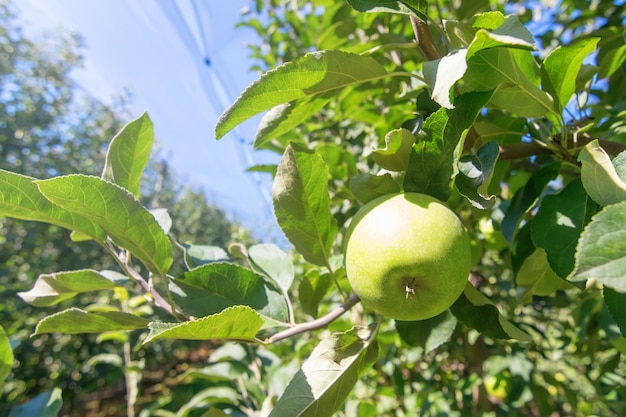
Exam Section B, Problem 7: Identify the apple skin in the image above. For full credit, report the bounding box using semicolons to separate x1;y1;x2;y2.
344;192;471;321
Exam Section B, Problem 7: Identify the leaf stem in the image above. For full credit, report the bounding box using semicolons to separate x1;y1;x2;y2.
265;293;360;344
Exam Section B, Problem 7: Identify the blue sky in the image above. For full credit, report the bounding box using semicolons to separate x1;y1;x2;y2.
14;0;281;240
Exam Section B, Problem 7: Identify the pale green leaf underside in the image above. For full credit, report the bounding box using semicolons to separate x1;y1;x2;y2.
269;324;378;417
0;169;105;240
35;175;173;275
248;243;295;293
34;308;150;335
216;50;387;139
144;306;264;344
373;128;417;172
102;112;154;197
578;140;626;206
569;201;626;292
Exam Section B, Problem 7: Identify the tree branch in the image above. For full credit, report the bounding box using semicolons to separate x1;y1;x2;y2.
498;137;626;160
266;294;361;344
410;16;441;60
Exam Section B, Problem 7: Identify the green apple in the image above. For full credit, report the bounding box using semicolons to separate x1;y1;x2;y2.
344;192;471;321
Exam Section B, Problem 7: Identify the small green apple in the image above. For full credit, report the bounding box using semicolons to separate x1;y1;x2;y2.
344;192;471;321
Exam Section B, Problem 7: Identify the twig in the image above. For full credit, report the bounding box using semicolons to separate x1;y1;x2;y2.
266;294;361;344
498;137;626;160
410;16;440;60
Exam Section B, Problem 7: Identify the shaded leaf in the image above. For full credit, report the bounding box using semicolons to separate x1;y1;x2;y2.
144;306;263;343
578;140;626;206
543;38;600;111
8;388;62;417
455;141;500;209
268;324;378;417
170;262;289;323
34;308;150;335
531;179;598;277
36;175;173;275
248;244;295;292
273;144;337;266
0;325;13;386
395;310;457;352
604;287;626;337
216;50;387;139
423;49;468;109
101;112;154;197
515;249;575;304
450;283;532;341
298;270;333;318
501;162;560;242
598;44;626;79
0;169;105;240
373;128;417;172
18;269;119;307
182;244;229;269
569;201;626;292
349;172;402;205
404;91;493;201
346;0;427;19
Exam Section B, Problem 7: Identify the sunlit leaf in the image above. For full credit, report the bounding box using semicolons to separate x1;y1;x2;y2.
268;324;378;417
543;38;600;111
531;179;598;277
450;283;532;341
248;243;295;292
298;270;333;318
0;169;105;240
18;269;119;307
395;310;457;352
0;325;13;387
455;141;499;209
144;306;264;344
423;49;468;109
598;44;626;79
8;388;62;417
466;15;535;58
170;262;289;323
101;112;154;197
516;249;575;303
404;91;493;201
346;0;427;19
273;144;337;266
604;287;626;337
34;308;150;335
349;173;402;205
569;201;626;292
373;128;417;171
578;140;626;206
216;50;387;139
35;175;173;275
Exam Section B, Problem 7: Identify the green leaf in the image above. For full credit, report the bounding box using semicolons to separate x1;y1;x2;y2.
346;0;427;18
455;141;500;209
604;287;626;337
578;140;626;206
569;201;626;292
395;310;457;352
169;262;289;323
254;96;333;148
35;175;173;275
543;38;600;112
17;269;119;307
515;249;575;304
423;49;468;109
248;243;295;292
268;324;378;417
182;244;229;269
531;179;598;278
144;306;264;343
8;388;63;417
466;15;535;59
273;144;338;266
298;269;333;318
373;128;417;171
404;90;493;201
0;325;13;386
598;44;626;79
349;172;402;205
34;308;150;335
101;112;154;197
0;169;105;240
465;48;554;118
501;162;560;242
450;283;532;341
216;50;387;139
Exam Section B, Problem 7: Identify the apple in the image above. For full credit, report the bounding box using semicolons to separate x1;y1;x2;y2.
344;192;471;321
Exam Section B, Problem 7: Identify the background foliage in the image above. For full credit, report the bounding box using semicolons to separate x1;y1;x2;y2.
1;0;626;416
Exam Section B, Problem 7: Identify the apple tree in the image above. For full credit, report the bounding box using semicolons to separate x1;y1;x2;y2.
2;0;626;416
